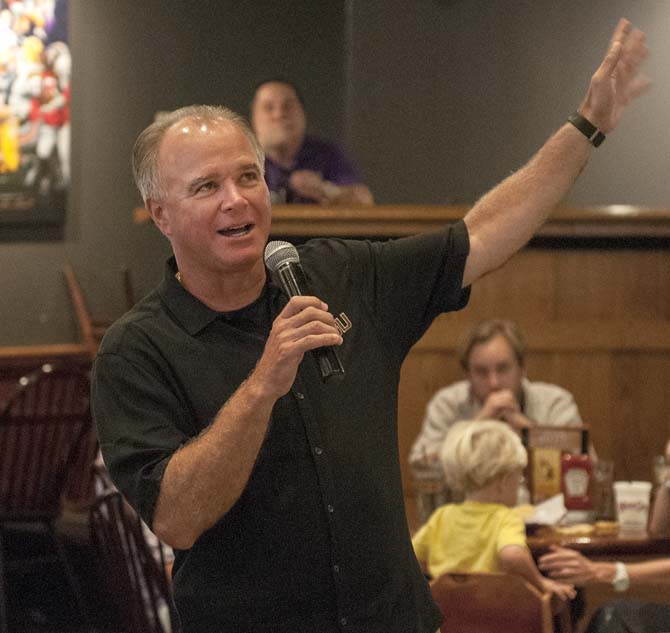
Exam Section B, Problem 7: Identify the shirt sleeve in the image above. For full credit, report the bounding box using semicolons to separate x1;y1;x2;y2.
409;386;463;464
92;344;190;527
544;390;583;425
495;509;527;553
344;221;471;355
299;221;470;358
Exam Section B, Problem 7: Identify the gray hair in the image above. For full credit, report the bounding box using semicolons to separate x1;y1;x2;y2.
132;105;265;202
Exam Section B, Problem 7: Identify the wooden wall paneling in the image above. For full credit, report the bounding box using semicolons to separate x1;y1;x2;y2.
525;351;615;456
397;246;670;498
610;353;670;482
463;250;559;322
554;250;670;320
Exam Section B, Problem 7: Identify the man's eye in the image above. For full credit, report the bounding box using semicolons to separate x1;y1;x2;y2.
195;182;215;194
240;171;259;183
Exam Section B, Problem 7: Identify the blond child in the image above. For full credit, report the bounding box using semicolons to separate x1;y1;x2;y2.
412;420;575;601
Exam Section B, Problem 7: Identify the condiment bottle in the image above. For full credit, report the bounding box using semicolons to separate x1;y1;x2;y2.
561;429;593;511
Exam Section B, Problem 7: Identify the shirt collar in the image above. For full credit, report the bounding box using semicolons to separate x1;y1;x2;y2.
158;256;284;336
158;257;219;335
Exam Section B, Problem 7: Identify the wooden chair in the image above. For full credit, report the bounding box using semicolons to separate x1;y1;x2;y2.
430;572;570;633
63;262;135;359
89;491;178;633
0;363;94;632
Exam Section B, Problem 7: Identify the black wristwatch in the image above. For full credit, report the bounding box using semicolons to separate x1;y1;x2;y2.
568;111;606;147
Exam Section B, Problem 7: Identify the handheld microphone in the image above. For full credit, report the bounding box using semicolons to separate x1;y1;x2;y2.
264;240;345;382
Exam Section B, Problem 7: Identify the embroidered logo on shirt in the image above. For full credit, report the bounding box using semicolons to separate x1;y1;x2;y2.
334;312;352;336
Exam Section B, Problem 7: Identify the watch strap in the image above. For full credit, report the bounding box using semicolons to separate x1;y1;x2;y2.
568;111;606;147
612;561;630;592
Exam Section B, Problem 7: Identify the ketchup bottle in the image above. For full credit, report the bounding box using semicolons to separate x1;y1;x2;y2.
561;429;593;511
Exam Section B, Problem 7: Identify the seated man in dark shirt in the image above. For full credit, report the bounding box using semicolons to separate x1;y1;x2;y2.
250;78;374;205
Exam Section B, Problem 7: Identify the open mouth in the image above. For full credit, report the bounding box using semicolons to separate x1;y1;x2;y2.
218;224;253;237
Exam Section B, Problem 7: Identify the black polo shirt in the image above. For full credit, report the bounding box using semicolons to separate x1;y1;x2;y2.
92;222;470;633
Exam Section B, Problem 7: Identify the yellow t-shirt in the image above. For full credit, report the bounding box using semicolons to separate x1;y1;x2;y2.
411;501;527;579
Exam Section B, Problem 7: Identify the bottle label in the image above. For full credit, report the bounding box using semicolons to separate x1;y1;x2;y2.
564;467;589;498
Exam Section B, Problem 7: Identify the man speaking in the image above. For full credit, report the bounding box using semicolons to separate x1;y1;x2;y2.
92;19;649;633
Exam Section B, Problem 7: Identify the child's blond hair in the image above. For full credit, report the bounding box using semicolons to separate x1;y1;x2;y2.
440;420;527;494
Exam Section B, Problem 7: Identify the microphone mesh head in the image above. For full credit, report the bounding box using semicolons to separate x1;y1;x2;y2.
264;240;300;272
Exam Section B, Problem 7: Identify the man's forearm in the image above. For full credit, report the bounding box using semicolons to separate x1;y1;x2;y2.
463;123;591;286
150;295;342;549
151;375;277;550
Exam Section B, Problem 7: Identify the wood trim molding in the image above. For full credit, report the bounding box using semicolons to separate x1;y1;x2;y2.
268;205;670;238
416;318;670;352
135;204;670;238
0;343;90;365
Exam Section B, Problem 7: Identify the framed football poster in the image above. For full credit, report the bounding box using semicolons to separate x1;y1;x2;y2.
0;0;69;232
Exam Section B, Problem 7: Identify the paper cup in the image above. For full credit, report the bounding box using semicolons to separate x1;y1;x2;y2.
613;481;652;533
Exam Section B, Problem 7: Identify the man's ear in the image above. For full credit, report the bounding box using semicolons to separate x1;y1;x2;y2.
147;198;171;238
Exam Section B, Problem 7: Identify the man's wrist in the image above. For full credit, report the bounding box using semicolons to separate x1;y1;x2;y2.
568;111;606;147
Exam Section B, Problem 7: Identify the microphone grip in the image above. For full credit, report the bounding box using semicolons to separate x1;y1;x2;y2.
275;262;345;382
313;345;345;382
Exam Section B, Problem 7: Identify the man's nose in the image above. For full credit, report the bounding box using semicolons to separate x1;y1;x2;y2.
487;371;502;390
220;181;246;210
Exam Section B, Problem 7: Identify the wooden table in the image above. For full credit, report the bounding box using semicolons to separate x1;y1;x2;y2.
528;527;670;558
527;527;670;632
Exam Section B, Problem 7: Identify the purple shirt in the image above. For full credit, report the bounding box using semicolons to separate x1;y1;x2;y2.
264;135;362;204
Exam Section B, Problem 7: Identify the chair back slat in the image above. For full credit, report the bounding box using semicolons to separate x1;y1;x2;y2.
90;491;176;633
0;364;93;517
63;428;99;504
